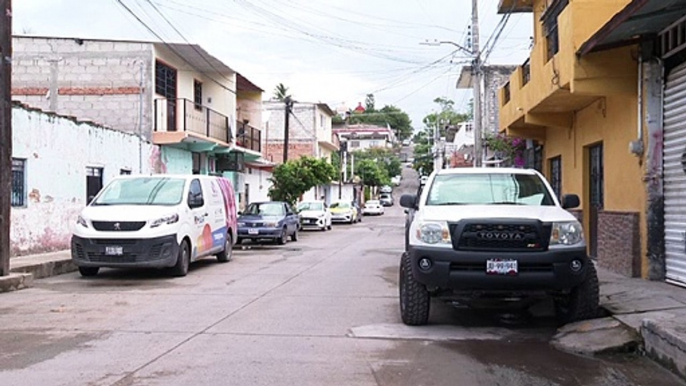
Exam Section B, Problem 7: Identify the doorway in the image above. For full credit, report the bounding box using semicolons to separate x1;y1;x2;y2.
86;166;103;205
588;144;604;258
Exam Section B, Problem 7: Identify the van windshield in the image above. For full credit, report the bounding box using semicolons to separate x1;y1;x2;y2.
426;173;555;206
93;177;186;206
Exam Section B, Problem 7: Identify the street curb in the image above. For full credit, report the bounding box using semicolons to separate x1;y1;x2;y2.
10;257;77;280
0;273;34;293
642;319;686;380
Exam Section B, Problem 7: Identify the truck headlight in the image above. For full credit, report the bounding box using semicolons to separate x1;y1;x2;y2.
77;215;89;228
550;221;584;246
416;222;451;245
150;214;179;228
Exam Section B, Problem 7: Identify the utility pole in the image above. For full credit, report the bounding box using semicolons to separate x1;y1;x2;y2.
0;0;11;276
472;0;483;167
283;96;292;163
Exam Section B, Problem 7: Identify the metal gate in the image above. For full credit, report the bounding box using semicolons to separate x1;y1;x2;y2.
663;62;686;286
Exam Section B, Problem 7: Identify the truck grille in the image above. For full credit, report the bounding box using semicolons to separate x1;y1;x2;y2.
92;221;146;231
453;222;549;251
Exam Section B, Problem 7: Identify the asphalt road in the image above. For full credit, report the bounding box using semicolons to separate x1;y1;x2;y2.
0;160;683;386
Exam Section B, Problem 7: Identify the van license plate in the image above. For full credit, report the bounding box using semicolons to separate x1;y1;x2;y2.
248;229;259;235
105;246;123;256
486;259;518;275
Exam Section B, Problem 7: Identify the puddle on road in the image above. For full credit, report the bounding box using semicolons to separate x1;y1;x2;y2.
0;330;105;371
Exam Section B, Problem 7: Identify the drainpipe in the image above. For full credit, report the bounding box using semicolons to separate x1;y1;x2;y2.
138;60;144;174
630;55;645;156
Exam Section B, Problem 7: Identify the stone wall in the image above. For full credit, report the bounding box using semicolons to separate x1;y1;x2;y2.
597;211;641;277
11;37;154;139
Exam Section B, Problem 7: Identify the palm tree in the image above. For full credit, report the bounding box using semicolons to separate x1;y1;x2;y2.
273;83;291;101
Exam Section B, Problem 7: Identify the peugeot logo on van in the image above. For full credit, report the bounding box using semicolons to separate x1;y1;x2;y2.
113;222;121;231
476;231;524;240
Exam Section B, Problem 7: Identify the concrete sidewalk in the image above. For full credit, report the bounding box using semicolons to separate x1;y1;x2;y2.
553;266;686;380
1;250;685;378
0;250;74;293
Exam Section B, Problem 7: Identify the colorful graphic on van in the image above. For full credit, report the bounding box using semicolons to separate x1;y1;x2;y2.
216;177;237;230
195;224;228;254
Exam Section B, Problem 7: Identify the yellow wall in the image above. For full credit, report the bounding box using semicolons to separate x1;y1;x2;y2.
499;0;632;128
543;94;647;274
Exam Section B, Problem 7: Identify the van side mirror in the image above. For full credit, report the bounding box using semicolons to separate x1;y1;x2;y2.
189;194;204;209
400;194;417;209
561;194;580;210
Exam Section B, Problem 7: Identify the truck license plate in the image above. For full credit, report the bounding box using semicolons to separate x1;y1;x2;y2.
486;259;518;275
105;246;123;256
248;229;259;235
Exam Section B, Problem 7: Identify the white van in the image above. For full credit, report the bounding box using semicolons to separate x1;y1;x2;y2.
71;175;238;277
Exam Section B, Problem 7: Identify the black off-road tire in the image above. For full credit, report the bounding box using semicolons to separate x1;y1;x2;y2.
291;227;298;242
327;223;332;230
78;266;99;277
170;240;190;277
554;262;600;324
216;233;233;263
399;252;430;326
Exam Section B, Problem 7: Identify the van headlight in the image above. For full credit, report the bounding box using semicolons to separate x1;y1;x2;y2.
550;221;584;246
415;221;451;245
150;214;179;228
77;215;89;228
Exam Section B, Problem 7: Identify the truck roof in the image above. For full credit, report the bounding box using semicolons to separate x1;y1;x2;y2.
435;167;539;176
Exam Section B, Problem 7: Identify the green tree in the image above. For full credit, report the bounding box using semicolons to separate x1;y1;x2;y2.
273;83;291;101
268;156;336;206
422;97;470;142
356;159;389;187
352;148;401;178
365;93;376;112
348;104;413;141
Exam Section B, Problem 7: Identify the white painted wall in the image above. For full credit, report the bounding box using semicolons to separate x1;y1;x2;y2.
243;167;273;204
10;106;160;257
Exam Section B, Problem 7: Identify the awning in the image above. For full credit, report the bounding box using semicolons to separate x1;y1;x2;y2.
578;0;686;56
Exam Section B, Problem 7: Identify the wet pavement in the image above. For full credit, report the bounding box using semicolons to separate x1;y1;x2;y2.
0;164;683;385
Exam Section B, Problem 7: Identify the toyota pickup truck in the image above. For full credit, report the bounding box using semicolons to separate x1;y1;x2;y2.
399;167;599;325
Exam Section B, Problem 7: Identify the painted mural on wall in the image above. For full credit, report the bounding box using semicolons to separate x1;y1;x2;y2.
10;104;161;257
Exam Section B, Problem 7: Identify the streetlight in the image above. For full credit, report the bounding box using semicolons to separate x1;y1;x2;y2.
420;37;483;168
420;39;473;56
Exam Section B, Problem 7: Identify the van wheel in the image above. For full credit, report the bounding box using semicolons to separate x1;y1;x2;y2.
291;227;298;242
79;267;99;277
277;228;287;245
216;233;233;263
170;240;190;277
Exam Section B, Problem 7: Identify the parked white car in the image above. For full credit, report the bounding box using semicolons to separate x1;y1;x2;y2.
71;175;238;277
297;200;332;231
362;200;385;216
391;175;402;186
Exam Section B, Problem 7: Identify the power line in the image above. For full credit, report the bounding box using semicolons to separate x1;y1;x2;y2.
114;0;237;94
145;0;237;86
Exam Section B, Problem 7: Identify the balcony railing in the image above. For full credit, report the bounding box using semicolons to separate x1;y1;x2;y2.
154;98;232;144
235;120;261;153
522;59;531;86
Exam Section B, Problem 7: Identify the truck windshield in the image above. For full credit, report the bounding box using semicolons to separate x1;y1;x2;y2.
426;173;555;206
93;177;185;206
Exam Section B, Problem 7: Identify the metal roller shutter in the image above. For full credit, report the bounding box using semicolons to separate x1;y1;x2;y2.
663;62;686;286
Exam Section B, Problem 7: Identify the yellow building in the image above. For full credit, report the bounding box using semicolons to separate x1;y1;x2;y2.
497;0;686;285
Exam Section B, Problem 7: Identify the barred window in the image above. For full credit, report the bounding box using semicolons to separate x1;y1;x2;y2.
155;61;177;99
11;158;26;207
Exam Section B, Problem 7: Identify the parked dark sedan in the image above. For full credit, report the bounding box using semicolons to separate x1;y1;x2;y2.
237;201;300;245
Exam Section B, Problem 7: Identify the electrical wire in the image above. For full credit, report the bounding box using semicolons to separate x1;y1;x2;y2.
114;0;237;94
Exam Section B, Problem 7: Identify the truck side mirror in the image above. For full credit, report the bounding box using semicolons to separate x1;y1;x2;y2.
400;194;417;209
561;194;580;209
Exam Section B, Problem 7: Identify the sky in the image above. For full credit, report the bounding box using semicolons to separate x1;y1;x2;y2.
14;0;533;130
